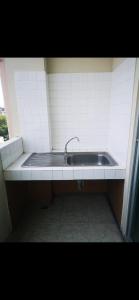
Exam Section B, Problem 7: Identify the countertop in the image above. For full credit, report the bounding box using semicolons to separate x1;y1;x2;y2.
3;153;126;181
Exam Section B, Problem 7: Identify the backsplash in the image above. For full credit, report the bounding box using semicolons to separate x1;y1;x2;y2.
48;58;136;166
48;73;111;151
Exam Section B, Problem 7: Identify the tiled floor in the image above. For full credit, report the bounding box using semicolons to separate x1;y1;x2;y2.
7;193;123;242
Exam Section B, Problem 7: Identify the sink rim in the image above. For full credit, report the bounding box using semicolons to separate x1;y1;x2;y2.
21;151;118;167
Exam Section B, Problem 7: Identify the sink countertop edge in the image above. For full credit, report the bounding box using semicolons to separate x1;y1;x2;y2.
4;153;126;172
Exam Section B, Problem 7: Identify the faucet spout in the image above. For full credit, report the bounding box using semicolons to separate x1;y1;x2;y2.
64;136;80;163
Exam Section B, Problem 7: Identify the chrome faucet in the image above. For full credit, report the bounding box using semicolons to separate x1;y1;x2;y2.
64;136;80;162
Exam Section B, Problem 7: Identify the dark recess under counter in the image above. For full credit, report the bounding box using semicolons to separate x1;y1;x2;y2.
5;180;124;230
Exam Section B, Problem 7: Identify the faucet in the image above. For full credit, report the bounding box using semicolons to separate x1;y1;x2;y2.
64;136;80;162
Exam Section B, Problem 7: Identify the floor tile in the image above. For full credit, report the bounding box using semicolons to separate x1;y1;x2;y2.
7;193;123;243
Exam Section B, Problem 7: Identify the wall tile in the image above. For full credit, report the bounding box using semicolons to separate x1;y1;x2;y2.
13;60;136;171
93;169;105;179
4;170;22;181
39;170;52;180
0;137;23;170
48;72;111;152
82;169;93;179
62;169;73;180
52;170;63;180
48;60;135;168
73;169;83;180
104;169;116;179
108;58;136;167
115;169;125;179
15;72;51;153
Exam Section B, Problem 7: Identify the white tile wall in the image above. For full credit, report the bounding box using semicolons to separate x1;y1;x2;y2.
108;58;136;167
12;60;135;170
15;72;51;153
48;73;111;152
48;60;136;167
0;137;23;169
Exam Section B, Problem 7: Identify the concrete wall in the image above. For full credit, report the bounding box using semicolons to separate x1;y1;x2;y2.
121;58;139;235
0;156;11;241
112;58;126;70
47;58;128;74
47;58;113;73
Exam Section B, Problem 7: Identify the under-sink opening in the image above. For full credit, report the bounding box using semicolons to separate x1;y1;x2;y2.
5;180;124;242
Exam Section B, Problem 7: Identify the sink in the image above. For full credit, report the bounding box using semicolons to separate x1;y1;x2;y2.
66;152;117;166
22;152;117;167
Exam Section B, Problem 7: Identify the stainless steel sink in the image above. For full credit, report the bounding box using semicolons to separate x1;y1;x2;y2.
66;152;117;166
22;152;117;167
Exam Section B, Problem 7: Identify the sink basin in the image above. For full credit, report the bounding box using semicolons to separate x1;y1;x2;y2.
66;153;117;166
22;152;117;167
